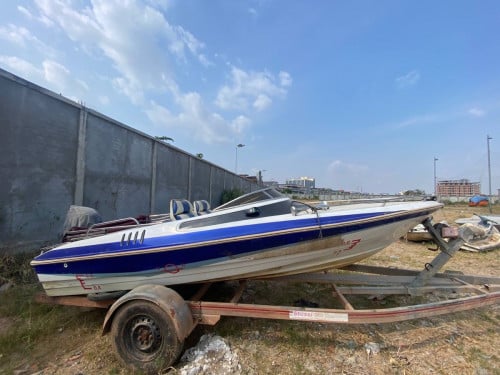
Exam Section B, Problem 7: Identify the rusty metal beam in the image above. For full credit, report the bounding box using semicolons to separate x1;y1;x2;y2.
188;290;500;325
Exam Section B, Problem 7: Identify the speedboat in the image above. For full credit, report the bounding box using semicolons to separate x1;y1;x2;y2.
31;188;443;297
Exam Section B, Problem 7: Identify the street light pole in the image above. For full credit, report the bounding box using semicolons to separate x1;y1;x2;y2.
487;135;492;212
433;157;438;197
235;143;245;174
258;169;267;186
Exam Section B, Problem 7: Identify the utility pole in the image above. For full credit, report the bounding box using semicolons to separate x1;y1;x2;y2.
433;157;438;197
487;135;492;212
235;143;245;174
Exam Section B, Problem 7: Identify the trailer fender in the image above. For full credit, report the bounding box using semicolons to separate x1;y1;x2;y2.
102;284;195;341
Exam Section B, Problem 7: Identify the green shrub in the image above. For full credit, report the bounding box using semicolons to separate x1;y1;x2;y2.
220;189;243;205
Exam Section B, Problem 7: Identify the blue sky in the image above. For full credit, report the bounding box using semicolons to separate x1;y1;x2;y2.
1;1;498;195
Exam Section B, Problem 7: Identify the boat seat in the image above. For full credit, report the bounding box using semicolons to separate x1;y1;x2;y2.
193;200;211;215
169;199;195;221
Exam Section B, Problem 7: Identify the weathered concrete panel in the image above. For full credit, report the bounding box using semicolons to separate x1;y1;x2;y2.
226;174;242;193
190;157;211;202
210;168;227;207
0;73;79;249
84;112;153;220
153;145;190;213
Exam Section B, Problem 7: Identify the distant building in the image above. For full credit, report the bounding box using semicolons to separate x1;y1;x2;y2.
437;179;480;196
263;180;279;188
286;176;315;189
239;174;258;184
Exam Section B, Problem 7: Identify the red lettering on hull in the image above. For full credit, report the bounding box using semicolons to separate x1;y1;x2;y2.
163;264;184;274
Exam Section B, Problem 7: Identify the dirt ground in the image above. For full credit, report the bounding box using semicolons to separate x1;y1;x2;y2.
1;205;499;374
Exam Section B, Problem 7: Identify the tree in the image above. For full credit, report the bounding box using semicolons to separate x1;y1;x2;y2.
155;136;174;142
403;189;425;196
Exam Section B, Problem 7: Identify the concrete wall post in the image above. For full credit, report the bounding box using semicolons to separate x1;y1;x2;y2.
150;140;158;213
74;106;87;205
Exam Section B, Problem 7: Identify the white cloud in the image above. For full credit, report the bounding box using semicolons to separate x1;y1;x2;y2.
18;3;54;26
146;94;250;143
32;0;208;101
145;101;175;127
215;66;292;111
0;23;57;59
112;76;146;106
231;115;251;133
215;84;247;111
395;70;420;88
468;107;485;117
0;24;55;56
0;56;89;101
0;24;31;46
146;0;173;11
172;25;211;65
253;94;272;111
17;6;33;19
34;0;101;42
176;91;250;142
279;71;292;87
43;60;69;86
31;0;223;141
328;160;368;175
42;60;89;99
0;55;41;78
198;53;212;67
25;0;290;144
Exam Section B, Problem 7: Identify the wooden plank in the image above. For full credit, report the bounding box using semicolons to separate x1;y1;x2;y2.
189;283;212;301
35;293;113;308
331;284;354;310
230;280;247;303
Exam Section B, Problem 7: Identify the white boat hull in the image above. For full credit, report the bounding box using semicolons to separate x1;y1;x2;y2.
36;214;425;296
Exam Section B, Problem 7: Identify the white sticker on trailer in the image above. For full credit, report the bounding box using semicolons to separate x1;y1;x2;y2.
289;310;349;323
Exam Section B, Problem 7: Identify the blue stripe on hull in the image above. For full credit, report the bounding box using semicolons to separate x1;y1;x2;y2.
32;209;431;276
33;227;321;275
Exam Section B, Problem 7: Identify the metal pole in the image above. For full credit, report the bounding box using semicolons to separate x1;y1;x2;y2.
235;143;245;174
258;169;267;186
433;157;438;197
487;135;492;212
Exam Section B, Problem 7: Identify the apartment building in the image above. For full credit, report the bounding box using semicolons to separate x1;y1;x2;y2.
436;179;480;196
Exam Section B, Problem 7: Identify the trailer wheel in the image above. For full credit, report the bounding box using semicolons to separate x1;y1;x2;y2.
110;300;183;374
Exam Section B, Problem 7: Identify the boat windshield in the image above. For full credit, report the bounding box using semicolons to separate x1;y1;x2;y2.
215;188;286;211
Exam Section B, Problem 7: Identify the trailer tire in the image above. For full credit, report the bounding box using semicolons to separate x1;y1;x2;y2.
110;300;183;374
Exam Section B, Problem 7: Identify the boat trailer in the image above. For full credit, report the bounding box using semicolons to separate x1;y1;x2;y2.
35;218;500;373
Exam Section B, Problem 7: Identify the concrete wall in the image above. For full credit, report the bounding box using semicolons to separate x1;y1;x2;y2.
0;68;258;253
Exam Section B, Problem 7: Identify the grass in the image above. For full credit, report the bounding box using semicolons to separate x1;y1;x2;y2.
0;285;106;372
0;251;39;285
0;252;111;373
